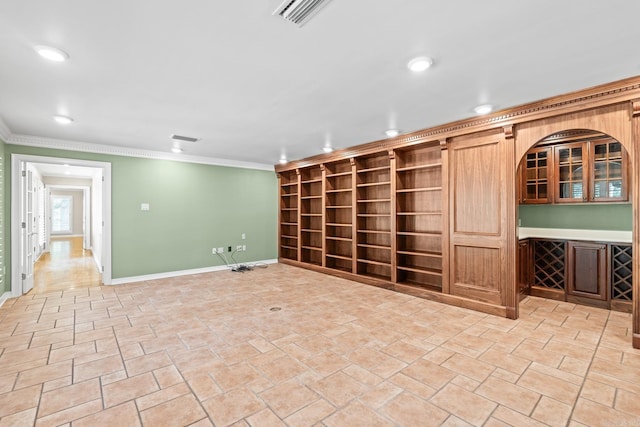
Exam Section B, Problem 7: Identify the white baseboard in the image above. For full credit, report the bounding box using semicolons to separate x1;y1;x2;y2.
0;292;12;308
109;259;279;285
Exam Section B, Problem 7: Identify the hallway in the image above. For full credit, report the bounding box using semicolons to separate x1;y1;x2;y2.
33;236;102;293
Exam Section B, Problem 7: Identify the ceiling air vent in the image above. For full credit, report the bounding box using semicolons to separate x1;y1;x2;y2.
273;0;333;26
171;134;199;143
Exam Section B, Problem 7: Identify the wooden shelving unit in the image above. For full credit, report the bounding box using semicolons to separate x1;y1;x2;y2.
611;243;632;312
278;170;299;261
300;166;323;266
395;143;443;290
325;160;355;273
531;239;566;301
356;152;392;281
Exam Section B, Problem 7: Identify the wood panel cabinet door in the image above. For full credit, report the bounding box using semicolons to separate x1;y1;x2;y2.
566;241;608;303
518;240;531;299
449;131;515;314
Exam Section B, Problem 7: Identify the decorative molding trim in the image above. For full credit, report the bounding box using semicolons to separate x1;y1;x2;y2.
5;133;273;171
503;125;514;139
0;292;12;308
0;117;11;142
109;259;279;285
633;99;640;117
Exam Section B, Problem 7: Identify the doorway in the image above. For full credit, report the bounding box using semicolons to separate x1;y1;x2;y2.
516;129;632;311
10;154;112;296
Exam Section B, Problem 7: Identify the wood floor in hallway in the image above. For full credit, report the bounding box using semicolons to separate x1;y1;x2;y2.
33;236;102;293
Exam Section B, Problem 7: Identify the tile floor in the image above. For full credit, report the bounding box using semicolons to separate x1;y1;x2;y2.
0;263;639;426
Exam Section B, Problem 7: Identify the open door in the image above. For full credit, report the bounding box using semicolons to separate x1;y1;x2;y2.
20;163;35;294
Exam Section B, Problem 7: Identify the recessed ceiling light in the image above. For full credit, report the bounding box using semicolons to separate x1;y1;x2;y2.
473;104;493;115
171;146;183;154
35;45;69;62
64;171;71;175
53;115;73;125
385;129;400;138
407;56;433;72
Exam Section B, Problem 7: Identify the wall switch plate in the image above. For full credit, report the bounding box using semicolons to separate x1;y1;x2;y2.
212;248;216;254
141;203;150;211
241;233;246;240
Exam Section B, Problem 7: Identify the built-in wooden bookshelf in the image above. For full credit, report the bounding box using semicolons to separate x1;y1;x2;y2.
325;159;355;273
356;152;393;281
278;170;299;261
300;166;323;266
395;143;443;291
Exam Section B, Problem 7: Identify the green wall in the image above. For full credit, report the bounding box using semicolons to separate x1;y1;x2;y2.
0;139;5;294
519;203;632;231
4;144;278;291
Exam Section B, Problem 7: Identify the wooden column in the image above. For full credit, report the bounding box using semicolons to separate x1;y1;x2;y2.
277;172;283;260
440;138;451;295
632;100;640;348
389;150;397;283
350;158;358;274
296;168;301;262
320;164;326;268
504;125;518;319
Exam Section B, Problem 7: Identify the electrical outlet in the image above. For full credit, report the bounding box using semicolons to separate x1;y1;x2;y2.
236;245;243;252
242;245;246;251
212;248;216;254
228;246;232;252
241;233;246;240
217;247;223;254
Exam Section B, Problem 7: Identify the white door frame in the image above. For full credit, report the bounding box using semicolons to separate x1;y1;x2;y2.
11;154;112;295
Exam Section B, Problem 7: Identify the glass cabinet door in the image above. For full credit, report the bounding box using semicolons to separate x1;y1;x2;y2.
521;147;551;203
591;139;627;202
555;142;586;202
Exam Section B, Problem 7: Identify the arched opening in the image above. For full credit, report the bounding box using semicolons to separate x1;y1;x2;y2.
516;129;632;313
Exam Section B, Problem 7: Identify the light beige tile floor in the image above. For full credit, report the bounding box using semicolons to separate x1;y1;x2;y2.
0;263;639;426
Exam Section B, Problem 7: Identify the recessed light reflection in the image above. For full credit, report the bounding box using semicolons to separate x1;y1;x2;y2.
35;45;69;62
474;104;493;115
53;115;73;125
407;56;433;72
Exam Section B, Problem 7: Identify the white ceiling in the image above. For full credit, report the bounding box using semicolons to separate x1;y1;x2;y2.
0;1;639;168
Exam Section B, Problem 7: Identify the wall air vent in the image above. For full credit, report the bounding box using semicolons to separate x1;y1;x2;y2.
171;134;199;143
273;0;333;27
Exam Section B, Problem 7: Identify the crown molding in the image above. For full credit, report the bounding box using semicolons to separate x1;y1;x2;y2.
3;131;273;171
0;117;11;142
